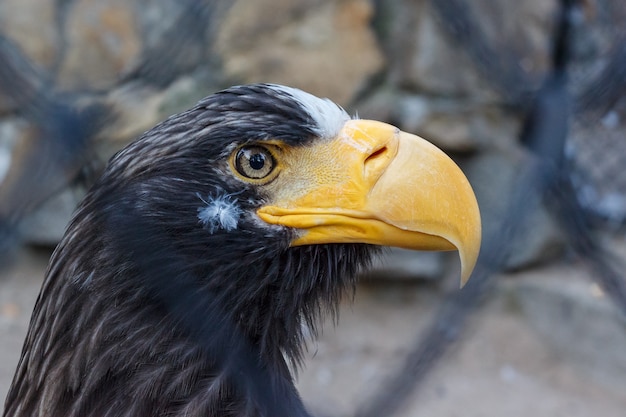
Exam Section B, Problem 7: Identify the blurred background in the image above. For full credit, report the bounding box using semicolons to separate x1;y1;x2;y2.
1;0;626;415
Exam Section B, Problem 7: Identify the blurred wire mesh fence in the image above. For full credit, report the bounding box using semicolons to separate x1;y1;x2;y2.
361;2;626;415
1;0;625;416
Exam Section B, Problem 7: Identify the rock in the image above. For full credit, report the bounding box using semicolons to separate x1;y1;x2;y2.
19;188;85;246
157;70;225;118
379;0;494;98
356;90;521;152
0;0;614;263
0;118;84;245
216;0;383;105
377;0;555;99
0;0;60;70
465;150;566;270
94;73;225;163
123;0;226;86
57;0;142;90
0;143;10;186
352;87;400;126
0;118;26;185
97;82;165;145
418;101;521;152
506;202;565;270
0;94;13;117
500;265;626;389
132;0;192;47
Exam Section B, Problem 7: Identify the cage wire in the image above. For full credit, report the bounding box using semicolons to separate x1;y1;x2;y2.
357;1;626;416
568;0;626;227
1;0;626;416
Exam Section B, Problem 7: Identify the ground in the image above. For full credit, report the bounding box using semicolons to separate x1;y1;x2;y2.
1;246;626;416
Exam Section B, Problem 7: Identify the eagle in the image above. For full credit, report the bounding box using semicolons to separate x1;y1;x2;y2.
3;84;481;417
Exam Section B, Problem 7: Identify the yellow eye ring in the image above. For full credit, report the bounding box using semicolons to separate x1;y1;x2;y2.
230;144;280;184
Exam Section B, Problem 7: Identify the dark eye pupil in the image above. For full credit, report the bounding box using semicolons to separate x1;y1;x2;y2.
249;153;266;170
233;146;275;180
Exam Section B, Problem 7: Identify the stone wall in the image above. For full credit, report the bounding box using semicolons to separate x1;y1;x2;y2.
0;0;624;275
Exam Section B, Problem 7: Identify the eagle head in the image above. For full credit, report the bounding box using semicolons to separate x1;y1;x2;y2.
4;84;480;417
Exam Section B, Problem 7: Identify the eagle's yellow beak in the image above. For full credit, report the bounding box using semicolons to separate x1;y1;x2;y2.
257;120;481;286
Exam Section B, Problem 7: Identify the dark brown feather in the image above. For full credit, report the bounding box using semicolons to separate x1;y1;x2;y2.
3;84;374;417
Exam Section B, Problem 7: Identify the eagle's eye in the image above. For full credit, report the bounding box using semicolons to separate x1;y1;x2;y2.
234;145;276;180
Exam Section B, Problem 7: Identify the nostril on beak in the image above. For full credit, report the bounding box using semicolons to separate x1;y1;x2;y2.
366;146;388;162
364;145;390;182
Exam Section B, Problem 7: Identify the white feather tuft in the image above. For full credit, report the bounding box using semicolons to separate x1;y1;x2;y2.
197;192;242;233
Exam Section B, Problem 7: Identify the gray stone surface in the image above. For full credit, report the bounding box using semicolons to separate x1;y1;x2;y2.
57;0;142;90
18;188;84;246
465;150;566;270
356;90;521;153
0;119;24;184
216;0;383;106
503;264;626;390
0;0;60;71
